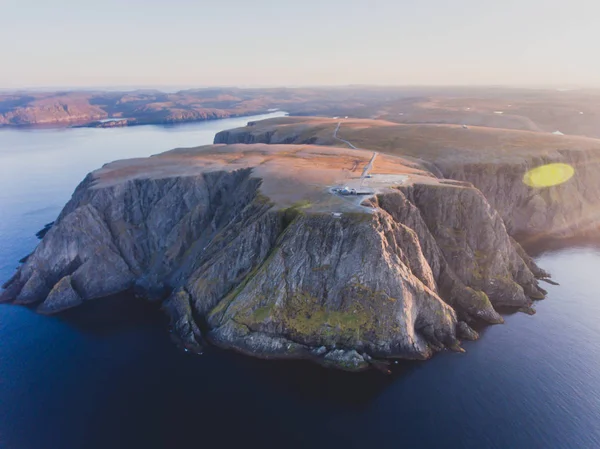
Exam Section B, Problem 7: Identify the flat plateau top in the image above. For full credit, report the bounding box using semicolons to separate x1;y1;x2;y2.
92;144;435;212
227;116;600;165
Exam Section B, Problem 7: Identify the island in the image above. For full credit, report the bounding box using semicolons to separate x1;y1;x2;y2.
1;139;559;371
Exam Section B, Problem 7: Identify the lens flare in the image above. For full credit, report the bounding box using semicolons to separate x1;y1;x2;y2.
523;163;574;188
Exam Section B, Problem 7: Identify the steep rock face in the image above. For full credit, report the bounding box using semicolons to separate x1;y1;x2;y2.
215;123;600;240
1;144;548;370
378;185;541;324
162;288;204;353
438;151;600;239
214;122;331;146
207;211;460;363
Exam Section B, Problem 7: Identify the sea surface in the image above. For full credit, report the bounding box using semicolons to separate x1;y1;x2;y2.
1;114;600;449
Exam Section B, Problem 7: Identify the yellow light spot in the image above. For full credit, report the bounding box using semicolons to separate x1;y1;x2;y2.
523;163;574;188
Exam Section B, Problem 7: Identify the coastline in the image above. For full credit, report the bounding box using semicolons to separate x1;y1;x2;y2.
0;110;287;131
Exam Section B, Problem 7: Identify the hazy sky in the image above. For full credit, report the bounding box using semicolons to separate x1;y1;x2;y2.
1;0;598;88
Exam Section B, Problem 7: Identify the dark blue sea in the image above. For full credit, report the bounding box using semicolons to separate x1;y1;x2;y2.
1;113;600;449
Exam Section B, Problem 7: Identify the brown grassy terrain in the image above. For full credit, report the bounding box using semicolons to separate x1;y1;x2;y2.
3;87;600;135
349;90;600;138
223;116;600;165
94;143;429;212
0;87;409;127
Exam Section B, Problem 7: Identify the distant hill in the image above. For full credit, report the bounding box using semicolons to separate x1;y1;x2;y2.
0;87;413;128
2;87;600;136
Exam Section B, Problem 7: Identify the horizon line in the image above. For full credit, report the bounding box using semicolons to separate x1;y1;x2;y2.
1;83;599;93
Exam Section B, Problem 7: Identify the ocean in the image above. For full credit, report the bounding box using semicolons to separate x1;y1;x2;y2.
1;113;600;449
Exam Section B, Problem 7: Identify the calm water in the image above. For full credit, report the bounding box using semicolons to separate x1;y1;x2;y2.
2;116;600;449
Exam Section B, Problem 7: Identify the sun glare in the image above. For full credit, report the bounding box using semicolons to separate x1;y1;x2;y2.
523;163;575;188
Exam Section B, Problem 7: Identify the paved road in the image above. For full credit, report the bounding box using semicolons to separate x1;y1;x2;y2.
334;121;378;180
333;121;358;149
361;152;378;180
330;121;407;210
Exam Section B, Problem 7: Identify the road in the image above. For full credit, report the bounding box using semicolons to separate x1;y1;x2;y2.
333;121;358;149
334;121;378;181
361;152;378;180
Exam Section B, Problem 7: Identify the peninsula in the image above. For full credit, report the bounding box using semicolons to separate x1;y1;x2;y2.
1;139;559;371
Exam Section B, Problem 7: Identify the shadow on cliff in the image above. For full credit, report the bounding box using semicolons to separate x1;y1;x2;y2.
212;349;421;408
52;292;423;409
56;292;167;335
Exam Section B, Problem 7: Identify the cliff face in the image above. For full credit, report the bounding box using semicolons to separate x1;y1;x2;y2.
1;144;548;371
215;119;600;240
439;151;600;239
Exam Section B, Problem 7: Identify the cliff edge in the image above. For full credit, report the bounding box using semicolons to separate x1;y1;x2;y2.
215;117;600;240
1;144;549;370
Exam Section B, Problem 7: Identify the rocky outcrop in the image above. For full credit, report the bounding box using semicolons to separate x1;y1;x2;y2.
38;275;83;314
0;144;549;371
162;288;204;353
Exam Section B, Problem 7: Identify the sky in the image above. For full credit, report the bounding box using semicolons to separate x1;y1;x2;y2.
1;0;598;88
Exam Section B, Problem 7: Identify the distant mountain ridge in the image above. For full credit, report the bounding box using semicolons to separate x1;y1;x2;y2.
2;87;600;138
0;87;400;128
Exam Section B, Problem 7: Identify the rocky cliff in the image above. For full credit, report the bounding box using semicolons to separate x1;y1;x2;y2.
215;117;600;240
0;144;549;371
